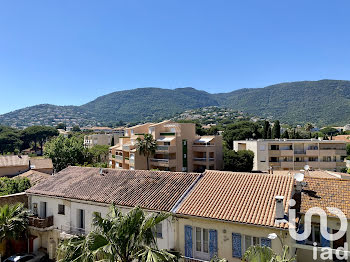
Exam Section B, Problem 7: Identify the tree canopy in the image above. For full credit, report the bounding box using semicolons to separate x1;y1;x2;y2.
223;149;254;172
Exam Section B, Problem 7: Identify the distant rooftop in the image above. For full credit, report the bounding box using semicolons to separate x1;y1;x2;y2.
0;155;29;168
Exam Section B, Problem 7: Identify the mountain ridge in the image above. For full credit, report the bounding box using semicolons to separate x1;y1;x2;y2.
1;79;349;127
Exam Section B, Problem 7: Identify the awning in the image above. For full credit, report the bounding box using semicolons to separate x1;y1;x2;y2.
194;137;214;143
157;137;175;142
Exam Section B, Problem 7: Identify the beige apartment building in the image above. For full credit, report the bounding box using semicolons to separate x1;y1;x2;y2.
84;132;123;148
233;138;347;172
109;121;223;172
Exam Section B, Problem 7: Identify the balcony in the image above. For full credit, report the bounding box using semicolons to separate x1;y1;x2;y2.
150;158;176;167
156;145;176;153
319;149;347;156
192;144;215;152
115;155;123;162
59;226;87;239
294;150;306;155
29;216;54;230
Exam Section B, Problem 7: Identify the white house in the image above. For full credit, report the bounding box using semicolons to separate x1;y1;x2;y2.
26;166;201;259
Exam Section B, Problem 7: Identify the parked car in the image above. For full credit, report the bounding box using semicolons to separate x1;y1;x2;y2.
3;252;48;262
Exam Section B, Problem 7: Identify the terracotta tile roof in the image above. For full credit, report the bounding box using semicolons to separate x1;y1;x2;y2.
176;170;294;228
301;177;350;219
331;135;350;142
17;170;52;185
26;166;201;212
0;155;29;168
29;158;53;170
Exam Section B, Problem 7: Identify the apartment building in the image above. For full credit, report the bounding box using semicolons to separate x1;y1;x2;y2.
109;120;223;172
233;138;347;172
83;132;123;148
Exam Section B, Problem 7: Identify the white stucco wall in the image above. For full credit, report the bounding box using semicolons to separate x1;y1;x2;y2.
28;194;175;252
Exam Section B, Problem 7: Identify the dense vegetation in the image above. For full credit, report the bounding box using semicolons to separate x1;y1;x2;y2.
0;125;58;155
0;177;31;196
44;135;110;172
1;80;350;127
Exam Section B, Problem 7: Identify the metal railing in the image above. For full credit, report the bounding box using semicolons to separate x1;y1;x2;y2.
60;225;88;236
193;158;207;161
150;158;169;163
29;216;54;229
157;145;169;151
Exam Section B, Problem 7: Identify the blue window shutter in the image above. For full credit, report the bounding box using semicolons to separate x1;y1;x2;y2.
261;237;272;247
185;225;193;258
297;224;306;244
321;227;330;247
209;229;218;259
232;233;242;258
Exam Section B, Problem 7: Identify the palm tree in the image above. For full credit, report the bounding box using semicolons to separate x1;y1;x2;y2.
0;203;30;256
57;205;176;262
136;134;158;170
243;245;295;262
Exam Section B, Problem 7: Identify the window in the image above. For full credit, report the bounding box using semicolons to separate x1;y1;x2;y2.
39;202;47;218
307;224;321;245
259;145;266;151
164;142;170;146
32;203;38;216
260;156;266;162
131;129;134;135
156;223;163;238
77;209;85;229
271;145;279;150
195;227;209;254
243;235;262;253
58;204;65;215
323;156;332;162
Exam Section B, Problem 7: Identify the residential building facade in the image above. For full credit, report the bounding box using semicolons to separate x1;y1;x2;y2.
24;167;350;262
109;121;223;172
26;167;201;259
175;170;295;261
233;139;347;172
84;132;123;148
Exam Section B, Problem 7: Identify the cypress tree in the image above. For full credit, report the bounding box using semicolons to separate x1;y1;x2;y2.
272;120;281;139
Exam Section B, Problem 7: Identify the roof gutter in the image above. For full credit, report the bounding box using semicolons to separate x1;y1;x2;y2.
170;173;204;213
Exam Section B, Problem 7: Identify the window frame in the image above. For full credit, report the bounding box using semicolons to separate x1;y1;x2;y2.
243;235;261;253
194;227;210;260
58;204;65;215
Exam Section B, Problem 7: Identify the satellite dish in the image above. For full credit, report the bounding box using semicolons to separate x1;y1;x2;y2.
294;173;305;182
304;165;310;171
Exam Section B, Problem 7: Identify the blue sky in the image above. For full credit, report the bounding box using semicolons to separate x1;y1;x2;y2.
0;0;349;114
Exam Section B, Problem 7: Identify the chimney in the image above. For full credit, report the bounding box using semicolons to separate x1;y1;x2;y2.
275;196;285;220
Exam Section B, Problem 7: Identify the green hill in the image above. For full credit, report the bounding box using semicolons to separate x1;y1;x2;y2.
214;79;350;126
1;80;349;128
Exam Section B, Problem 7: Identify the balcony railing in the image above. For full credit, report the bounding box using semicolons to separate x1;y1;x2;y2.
193;158;207;161
29;216;54;229
294;150;306;154
150;158;169;163
157;145;169;151
60;225;87;236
